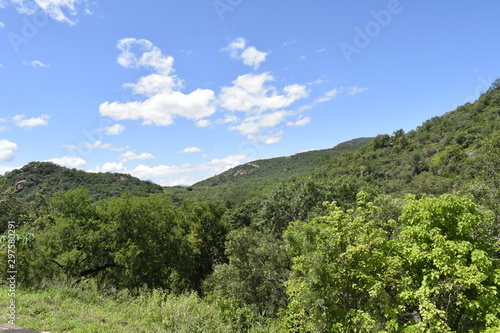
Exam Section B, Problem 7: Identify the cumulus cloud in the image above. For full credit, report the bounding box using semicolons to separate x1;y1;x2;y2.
100;90;216;126
124;74;180;97
100;38;216;127
12;0;89;25
105;124;125;136
13;114;49;128
219;72;308;114
89;162;126;173
178;147;202;154
47;156;86;168
23;60;50;68
224;37;268;69
117;38;175;75
119;151;154;163
218;72;310;143
88;154;248;186
130;154;249;186
0;139;17;162
230;110;289;136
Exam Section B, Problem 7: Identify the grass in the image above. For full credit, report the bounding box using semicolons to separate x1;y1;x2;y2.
0;285;238;332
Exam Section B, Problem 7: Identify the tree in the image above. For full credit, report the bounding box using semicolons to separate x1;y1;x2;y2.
396;194;500;332
204;226;290;329
283;193;500;332
283;192;399;332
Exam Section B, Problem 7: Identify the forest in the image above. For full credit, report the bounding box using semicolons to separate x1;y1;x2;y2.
0;79;500;332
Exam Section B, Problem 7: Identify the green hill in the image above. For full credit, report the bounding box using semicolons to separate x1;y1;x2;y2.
194;137;372;187
169;80;500;206
1;161;164;203
315;80;500;196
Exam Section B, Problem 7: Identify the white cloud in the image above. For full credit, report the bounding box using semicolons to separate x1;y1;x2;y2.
100;38;216;127
248;130;285;145
230;110;289;136
23;60;50;68
89;162;126;173
12;0;87;25
88;154;249;186
124;73;180;97
307;78;328;86
105;124;125;136
224;37;268;69
119;151;154;163
0;21;5;28
287;117;311;127
195;119;211;128
129;154;249;186
13;114;49;128
0;165;20;175
0;139;17;162
315;88;341;104
81;140;127;152
240;46;268;69
100;89;216;126
219;72;308;114
117;38;174;75
178;147;202;154
347;86;368;95
0;119;7;131
47;156;86;169
83;140;111;150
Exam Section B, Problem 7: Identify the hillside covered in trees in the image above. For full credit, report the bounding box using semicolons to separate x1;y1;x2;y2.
1;80;500;332
2;161;164;203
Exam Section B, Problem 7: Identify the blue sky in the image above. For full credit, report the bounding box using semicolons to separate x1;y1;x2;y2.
0;0;499;185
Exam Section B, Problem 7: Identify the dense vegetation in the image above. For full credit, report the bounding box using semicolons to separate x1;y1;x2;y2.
165;137;371;206
2;161;164;204
1;80;500;332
